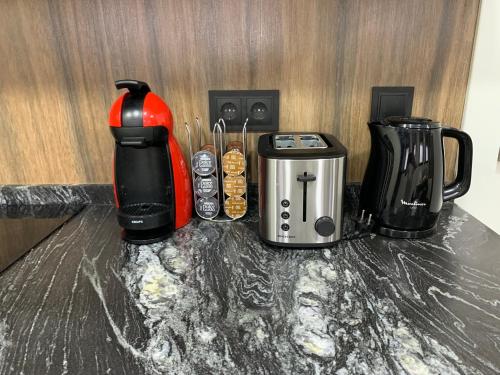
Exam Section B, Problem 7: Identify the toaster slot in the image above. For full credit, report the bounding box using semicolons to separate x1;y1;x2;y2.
274;135;296;149
299;135;327;148
273;134;328;150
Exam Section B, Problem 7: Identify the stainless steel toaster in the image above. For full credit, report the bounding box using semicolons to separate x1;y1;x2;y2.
258;132;347;247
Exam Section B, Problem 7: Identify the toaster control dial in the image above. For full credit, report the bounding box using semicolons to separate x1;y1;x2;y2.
315;217;335;237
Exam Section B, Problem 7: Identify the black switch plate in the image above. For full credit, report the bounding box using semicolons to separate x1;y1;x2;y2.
209;90;279;132
370;87;414;122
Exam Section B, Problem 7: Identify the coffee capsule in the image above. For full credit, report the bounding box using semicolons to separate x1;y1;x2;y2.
194;175;218;198
192;150;216;176
223;175;246;196
200;144;216;154
222;150;245;176
195;197;219;219
226;141;243;153
224;196;247;219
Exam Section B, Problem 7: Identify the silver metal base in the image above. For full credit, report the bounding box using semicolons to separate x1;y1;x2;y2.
260;236;340;249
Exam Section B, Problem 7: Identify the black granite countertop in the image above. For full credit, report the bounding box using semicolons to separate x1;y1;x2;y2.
0;185;499;375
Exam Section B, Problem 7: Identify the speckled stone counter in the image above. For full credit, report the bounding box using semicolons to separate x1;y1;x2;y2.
0;186;499;374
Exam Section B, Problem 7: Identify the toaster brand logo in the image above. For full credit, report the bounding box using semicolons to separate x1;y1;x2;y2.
401;199;427;207
277;234;296;239
131;219;144;224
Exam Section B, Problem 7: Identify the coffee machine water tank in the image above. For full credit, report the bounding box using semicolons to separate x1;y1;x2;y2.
108;80;192;244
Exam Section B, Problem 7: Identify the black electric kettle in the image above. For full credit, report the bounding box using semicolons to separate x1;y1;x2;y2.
359;116;473;238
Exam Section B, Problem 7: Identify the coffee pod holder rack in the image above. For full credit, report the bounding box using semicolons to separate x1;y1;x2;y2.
185;117;248;222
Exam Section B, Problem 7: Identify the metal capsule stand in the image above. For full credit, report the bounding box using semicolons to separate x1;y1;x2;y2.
185;117;248;222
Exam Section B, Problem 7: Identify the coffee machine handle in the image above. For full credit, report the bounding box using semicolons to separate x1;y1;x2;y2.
442;127;473;202
115;80;151;95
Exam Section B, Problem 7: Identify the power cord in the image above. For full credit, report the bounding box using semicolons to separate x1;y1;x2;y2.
341;209;376;241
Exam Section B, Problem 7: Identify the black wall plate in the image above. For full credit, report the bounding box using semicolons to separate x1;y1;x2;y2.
370;87;414;122
209;90;279;132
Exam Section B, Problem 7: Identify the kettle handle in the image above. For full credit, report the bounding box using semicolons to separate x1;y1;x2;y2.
442;127;473;202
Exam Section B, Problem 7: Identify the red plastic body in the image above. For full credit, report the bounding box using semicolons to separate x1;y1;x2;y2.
168;136;193;229
108;92;192;229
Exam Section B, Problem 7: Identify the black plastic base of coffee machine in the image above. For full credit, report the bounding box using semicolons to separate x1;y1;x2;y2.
377;224;437;239
121;226;172;245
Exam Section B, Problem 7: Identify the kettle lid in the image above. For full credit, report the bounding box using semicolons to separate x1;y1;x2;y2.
379;116;441;129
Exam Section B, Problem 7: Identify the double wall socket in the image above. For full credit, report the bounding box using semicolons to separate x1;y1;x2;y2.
209;90;279;132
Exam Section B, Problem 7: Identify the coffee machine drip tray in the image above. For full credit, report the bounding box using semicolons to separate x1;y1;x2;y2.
117;203;174;244
120;226;173;245
273;134;328;150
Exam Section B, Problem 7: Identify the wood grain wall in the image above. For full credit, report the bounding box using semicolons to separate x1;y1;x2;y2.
0;0;479;184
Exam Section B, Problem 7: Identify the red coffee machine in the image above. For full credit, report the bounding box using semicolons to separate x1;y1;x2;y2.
108;80;192;244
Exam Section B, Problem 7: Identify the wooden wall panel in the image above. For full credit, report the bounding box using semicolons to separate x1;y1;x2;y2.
0;0;479;184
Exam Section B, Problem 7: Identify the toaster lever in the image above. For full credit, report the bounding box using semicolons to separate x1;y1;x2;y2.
298;172;316;222
297;174;316;182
